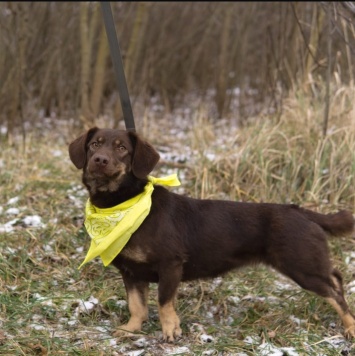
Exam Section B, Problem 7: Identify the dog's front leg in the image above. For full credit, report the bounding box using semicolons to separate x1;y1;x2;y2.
113;273;149;337
158;262;183;342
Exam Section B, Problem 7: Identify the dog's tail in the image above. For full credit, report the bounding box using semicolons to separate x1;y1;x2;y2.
299;207;354;236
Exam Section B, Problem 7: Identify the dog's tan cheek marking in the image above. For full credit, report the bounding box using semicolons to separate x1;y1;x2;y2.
326;297;355;337
115;139;120;145
113;288;148;336
158;300;182;342
107;163;127;192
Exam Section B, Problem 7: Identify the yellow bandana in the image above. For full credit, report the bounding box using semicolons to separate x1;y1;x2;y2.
78;174;181;269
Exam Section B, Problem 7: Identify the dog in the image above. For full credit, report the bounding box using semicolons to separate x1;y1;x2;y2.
69;127;355;341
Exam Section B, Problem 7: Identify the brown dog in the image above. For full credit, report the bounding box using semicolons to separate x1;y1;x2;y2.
69;127;355;341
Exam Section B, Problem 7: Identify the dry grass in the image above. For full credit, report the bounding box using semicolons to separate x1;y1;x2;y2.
0;83;355;355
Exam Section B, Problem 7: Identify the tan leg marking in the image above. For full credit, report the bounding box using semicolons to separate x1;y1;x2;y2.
158;300;182;342
326;297;355;338
113;287;148;337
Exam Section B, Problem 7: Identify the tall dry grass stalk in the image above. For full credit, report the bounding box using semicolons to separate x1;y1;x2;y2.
188;82;355;211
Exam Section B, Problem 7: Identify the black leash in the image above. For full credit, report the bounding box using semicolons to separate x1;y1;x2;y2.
100;2;136;132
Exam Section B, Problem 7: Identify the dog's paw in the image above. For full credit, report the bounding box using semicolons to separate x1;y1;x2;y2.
161;320;182;342
113;319;143;338
345;325;355;339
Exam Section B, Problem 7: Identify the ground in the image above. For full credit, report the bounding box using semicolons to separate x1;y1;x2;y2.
0;104;354;355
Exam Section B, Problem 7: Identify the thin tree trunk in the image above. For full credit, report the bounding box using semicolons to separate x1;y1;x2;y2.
125;2;150;90
342;18;353;86
323;4;332;137
90;23;109;117
8;3;28;145
80;2;92;126
304;3;324;83
114;2;150;125
216;5;232;119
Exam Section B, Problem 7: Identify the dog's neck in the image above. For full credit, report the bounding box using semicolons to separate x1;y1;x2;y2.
83;173;148;208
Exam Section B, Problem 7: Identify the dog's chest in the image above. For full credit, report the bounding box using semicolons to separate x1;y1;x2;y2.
120;244;148;263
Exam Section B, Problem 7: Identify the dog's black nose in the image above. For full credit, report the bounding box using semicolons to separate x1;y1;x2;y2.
94;154;109;167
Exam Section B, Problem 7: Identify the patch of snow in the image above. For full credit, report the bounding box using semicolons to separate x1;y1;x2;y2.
346;281;355;293
189;323;205;333
40;299;54;307
207;277;223;292
201;351;215;356
75;295;99;315
0;220;17;233
133;337;149;348
51;150;63;157
258;343;284;356
200;333;214;343
243;335;260;345
280;347;299;356
274;279;296;291
205;152;216;161
68;194;84;208
31;314;43;321
228;296;241;305
43;244;53;252
94;326;107;334
5;207;20;215
289;315;306;326
22;215;44;228
7;197;19;205
68;320;78;327
5;246;17;254
29;323;46;331
124;351;144;356
166;346;190;355
326;336;346;348
109;339;117;347
115;300;128;308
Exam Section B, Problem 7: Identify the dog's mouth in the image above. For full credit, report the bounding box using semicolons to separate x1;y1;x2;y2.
84;165;127;193
88;169;116;178
87;159;126;177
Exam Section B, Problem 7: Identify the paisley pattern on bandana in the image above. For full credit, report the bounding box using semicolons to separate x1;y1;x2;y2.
79;174;181;269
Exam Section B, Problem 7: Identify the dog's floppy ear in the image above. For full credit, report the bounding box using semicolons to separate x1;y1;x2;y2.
69;127;99;169
129;132;160;179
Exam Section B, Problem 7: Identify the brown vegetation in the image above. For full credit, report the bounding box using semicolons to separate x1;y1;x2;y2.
0;2;355;135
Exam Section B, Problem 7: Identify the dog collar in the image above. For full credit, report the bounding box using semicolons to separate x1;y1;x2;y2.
78;174;181;269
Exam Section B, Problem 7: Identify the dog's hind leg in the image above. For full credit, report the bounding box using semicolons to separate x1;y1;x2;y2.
113;275;149;337
325;269;355;338
284;266;355;338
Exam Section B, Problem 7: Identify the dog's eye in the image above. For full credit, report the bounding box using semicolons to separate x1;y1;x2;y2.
90;142;100;149
117;145;126;152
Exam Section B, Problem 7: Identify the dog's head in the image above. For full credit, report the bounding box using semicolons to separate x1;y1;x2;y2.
69;127;160;193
